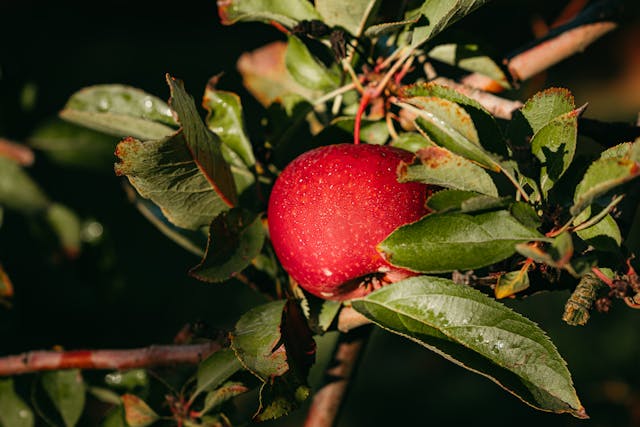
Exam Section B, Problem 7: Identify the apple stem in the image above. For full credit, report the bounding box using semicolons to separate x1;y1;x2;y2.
354;89;373;144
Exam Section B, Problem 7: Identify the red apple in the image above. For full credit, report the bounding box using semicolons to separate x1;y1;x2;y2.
267;143;430;300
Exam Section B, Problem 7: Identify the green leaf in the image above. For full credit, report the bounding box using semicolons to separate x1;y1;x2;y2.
189;208;265;283
104;370;149;391
193;348;243;400
510;201;542;231
200;382;248;416
520;88;575;134
41;370;86;427
426;189;482;212
530;107;583;198
378;210;546;273
576;214;622;252
401;98;501;171
46;203;82;258
285;35;340;92
255;379;310;421
203;79;256;167
351;276;586;418
390;132;430;153
0;156;49;214
399;145;498;196
121;394;158;427
218;0;321;27
409;0;491;48
0;378;34;427
122;183;206;256
316;0;381;36
101;406;126;427
403;83;507;157
231;300;288;381
29;119;119;172
59;85;176;140
166;75;238;207
570;152;640;218
88;387;121;406
495;269;530;299
115;133;230;230
428;44;510;88
318;300;341;332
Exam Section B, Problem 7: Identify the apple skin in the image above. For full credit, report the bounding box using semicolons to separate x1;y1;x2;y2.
267;143;430;300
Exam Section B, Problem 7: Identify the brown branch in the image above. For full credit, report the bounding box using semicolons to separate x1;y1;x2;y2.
0;342;221;376
304;326;372;427
507;21;617;83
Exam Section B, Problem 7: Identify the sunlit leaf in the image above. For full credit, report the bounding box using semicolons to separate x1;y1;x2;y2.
237;42;316;107
0;378;34;427
316;0;381;36
115;133;230;230
166;75;238;207
41;370;86;427
218;0;321;27
399;145;498;196
59;85;176;140
570;152;640;218
203;78;256;167
530;107;583;198
428;43;510;88
390;132;430;152
121;394;158;427
575;214;622;252
285;35;340;92
495;268;530;299
409;0;491;48
230;300;289;381
379;210;545;273
403;83;507;156
351;276;587;418
520;88;575;134
401;98;501;171
189;208;265;283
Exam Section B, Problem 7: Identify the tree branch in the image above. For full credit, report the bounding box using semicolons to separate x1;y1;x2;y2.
0;342;221;376
304;325;372;427
507;21;617;83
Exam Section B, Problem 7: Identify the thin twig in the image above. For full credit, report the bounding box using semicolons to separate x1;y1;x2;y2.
0;342;221;376
304;325;373;427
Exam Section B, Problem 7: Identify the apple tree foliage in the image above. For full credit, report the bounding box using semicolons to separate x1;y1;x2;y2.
1;0;640;425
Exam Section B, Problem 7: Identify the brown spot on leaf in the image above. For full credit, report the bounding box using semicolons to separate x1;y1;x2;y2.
416;146;452;168
217;0;233;25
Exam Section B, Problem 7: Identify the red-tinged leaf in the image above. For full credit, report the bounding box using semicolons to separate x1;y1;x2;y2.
236;41;316;106
0;264;14;299
122;394;158;427
166;75;237;207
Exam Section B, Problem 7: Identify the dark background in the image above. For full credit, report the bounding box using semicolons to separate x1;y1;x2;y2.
1;0;640;426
